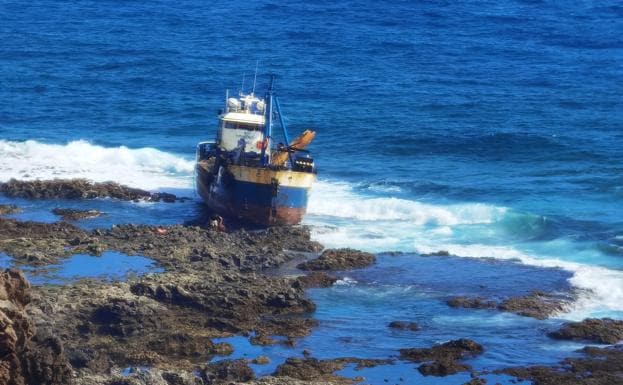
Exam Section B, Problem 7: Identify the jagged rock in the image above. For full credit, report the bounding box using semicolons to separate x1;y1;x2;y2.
250;333;278;346
499;345;623;385
498;291;567;319
0;178;180;202
548;318;623;344
213;342;234;356
201;359;255;384
417;358;470;376
91;297;163;337
273;358;352;383
297;248;376;271
252;355;270;365
0;269;71;385
273;357;389;382
52;208;104;221
447;291;571;320
296;271;337;288
462;378;487;385
400;339;483;377
399;338;484;362
446;296;497;310
388;321;420;331
0;204;21;216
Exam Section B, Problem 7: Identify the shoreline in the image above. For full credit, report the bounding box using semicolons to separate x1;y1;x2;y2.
1;179;622;385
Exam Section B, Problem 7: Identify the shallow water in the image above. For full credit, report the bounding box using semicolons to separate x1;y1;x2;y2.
213;253;588;384
0;251;162;285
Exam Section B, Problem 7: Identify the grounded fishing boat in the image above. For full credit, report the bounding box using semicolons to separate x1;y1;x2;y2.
195;76;316;226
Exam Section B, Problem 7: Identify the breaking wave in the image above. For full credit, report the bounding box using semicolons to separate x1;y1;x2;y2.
1;139;621;319
0;139;195;191
308;180;507;225
306;179;623;319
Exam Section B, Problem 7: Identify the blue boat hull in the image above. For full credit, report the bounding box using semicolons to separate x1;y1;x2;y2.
196;160;314;226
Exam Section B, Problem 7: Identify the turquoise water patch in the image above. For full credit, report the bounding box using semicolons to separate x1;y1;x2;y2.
0;251;161;284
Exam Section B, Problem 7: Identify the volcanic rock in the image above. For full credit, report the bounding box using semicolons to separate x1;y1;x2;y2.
0;178;179;202
498;291;567;319
296;271;338;288
417;358;471;376
548;318;623;344
297;248;375;271
273;358;353;383
400;339;483;377
0;204;21;215
400;338;483;362
52;208;104;221
273;357;390;383
388;321;420;331
201;359;255;384
447;291;571;320
446;296;497;310
0;268;71;385
252;355;270;365
499;345;623;385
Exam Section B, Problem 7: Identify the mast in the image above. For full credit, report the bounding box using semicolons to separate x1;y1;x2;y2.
275;97;294;167
260;75;275;166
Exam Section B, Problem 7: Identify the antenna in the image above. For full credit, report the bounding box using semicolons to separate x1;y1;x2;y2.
240;72;246;94
251;60;259;95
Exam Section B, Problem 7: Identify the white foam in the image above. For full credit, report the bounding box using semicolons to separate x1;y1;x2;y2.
308;180;506;225
335;277;357;286
307;180;623;319
0;140;194;191
415;243;623;319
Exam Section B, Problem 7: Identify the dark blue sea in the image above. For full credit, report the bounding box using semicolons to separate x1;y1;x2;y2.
1;1;622;383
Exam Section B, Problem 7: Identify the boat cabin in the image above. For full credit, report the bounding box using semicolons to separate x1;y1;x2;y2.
217;93;269;155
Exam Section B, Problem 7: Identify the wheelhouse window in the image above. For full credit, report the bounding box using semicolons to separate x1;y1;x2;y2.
223;122;263;131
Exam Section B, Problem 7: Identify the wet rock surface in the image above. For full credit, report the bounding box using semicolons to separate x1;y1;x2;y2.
498;345;623;385
273;357;389;383
0;207;326;383
52;207;104;221
388;321;420;331
296;271;338;288
0;268;72;385
400;339;484;376
0;178;181;202
0;204;21;215
548;318;623;344
447;290;572;319
201;359;255;384
296;248;375;271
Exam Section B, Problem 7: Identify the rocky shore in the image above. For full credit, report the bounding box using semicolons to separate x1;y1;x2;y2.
0;179;180;203
2;179;623;385
446;290;574;320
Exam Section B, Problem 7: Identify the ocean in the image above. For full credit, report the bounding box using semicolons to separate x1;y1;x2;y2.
1;0;622;383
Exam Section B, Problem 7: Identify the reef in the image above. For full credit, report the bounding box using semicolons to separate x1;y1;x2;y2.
399;339;484;376
387;321;420;331
0;204;21;216
0;207;333;383
296;271;338;289
0;178;180;202
52;208;104;221
0;269;72;385
296;248;375;271
447;290;572;319
273;357;390;384
498;345;623;385
548;318;623;344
